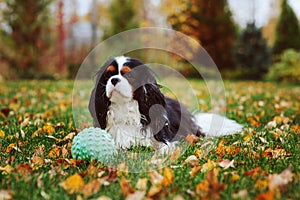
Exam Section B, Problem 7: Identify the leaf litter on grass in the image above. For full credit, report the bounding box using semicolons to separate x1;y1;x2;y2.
0;80;299;199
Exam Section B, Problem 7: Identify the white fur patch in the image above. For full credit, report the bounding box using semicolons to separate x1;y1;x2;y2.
115;56;129;72
106;75;133;102
106;100;153;148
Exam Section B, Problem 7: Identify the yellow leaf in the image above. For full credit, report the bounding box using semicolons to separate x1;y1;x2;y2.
230;173;240;183
147;185;162;197
201;159;216;173
42;123;55;134
135;178;148;191
117;161;128;176
47;146;61;158
60;174;84;194
0;165;13;174
255;179;269;191
0;130;5;138
195;180;209;196
162;167;174;186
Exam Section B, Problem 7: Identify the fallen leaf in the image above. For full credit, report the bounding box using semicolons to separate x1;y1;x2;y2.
117;161;128;176
0;189;12;200
82;180;101;197
195;180;209;197
184;155;199;167
31;145;45;167
173;194;185;200
244;167;266;178
161;167;174;186
255;179;269;191
0;130;5;138
135;178;148;191
47;146;61;158
170;147;181;162
230;172;240;183
268;166;294;191
42;123;55;134
60;174;84;194
185;134;200;146
125;191;145;200
93;196;112;200
147;185;162;197
190;166;201;178
120;177;134;196
149;170;163;186
201;159;216;173
232;189;248;199
218;159;234;170
0;165;13;174
254;190;274;200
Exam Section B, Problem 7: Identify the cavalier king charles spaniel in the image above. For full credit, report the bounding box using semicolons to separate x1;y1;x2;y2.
89;56;242;153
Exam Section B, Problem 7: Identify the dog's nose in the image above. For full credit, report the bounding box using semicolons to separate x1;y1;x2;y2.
111;78;121;86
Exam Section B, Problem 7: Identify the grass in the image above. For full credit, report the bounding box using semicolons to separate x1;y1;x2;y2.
0;80;299;200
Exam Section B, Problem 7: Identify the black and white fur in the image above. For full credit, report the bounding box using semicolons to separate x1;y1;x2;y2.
89;56;242;152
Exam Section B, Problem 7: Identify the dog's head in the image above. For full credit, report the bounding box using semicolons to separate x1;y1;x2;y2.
89;56;166;129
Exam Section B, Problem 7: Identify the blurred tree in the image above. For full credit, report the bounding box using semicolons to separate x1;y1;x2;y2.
0;0;52;79
103;0;139;39
273;0;300;56
162;0;237;70
235;23;271;79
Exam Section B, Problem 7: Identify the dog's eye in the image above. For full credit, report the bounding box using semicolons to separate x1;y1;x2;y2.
121;66;131;75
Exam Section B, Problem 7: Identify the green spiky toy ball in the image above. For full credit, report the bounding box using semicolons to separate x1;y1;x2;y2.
72;127;116;163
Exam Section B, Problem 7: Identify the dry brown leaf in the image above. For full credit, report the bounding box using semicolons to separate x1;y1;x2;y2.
161;167;174;186
170;147;181;162
218;159;234;170
31;145;45;167
185;134;200;146
232;189;248;199
268;166;294;191
0;189;12;200
60;174;84;194
120;177;134;196
149;170;163;186
183;155;199;167
82;180;101;197
147;185;162;197
117;161;128;176
125;191;145;200
135;178;148;191
190;166;201;178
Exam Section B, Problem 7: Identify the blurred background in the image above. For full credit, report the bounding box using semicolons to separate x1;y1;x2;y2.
0;0;299;82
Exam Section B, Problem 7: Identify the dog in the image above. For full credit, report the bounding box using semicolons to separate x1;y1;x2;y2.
89;56;242;152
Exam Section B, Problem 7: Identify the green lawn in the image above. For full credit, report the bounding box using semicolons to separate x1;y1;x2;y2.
0;80;299;200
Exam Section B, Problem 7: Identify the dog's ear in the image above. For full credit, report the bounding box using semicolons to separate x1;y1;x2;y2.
134;83;169;141
89;62;112;129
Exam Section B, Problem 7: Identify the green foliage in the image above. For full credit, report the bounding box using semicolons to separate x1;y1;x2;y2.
0;0;53;79
103;0;139;39
234;23;271;80
166;0;237;70
273;0;300;56
266;49;300;83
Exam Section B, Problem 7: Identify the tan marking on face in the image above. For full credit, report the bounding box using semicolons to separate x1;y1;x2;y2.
121;66;131;74
106;65;116;73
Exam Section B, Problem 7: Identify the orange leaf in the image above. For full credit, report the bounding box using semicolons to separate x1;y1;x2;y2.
42;123;55;134
47;146;61;158
185;134;200;146
120;177;134;196
254;190;274;200
60;174;84;194
161;167;174;186
190;166;201;178
82;180;101;197
195;180;209;196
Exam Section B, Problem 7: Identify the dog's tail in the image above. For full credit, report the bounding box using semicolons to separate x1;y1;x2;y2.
194;113;243;137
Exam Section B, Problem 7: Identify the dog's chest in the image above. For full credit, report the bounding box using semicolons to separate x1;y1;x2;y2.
106;100;152;148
